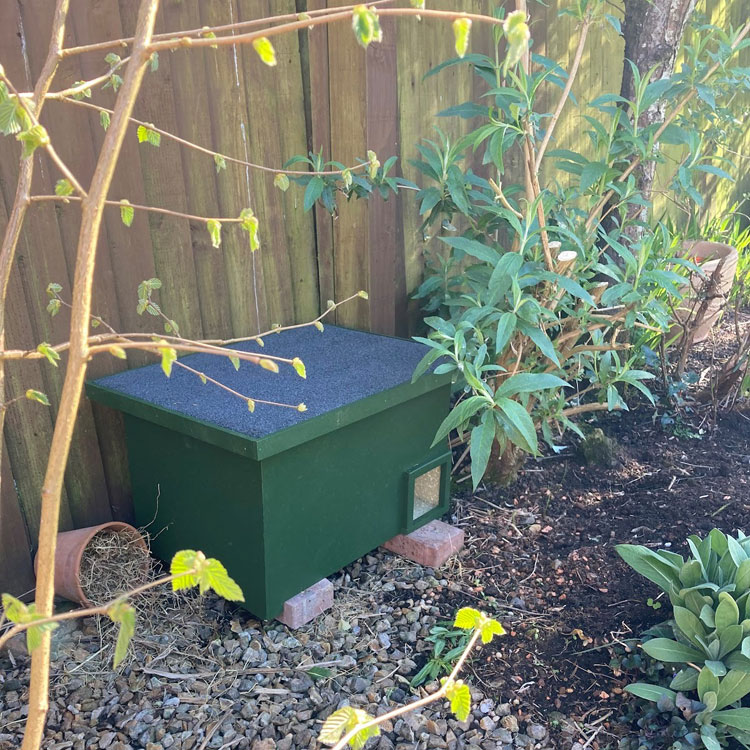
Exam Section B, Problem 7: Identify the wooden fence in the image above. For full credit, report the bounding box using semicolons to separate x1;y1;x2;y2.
0;0;746;594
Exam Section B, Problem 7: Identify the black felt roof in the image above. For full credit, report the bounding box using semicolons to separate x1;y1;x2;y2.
89;326;434;439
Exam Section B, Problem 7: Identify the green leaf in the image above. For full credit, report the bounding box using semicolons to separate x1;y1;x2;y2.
717;670;750;709
159;345;177;377
100;110;110;131
470;412;495;489
503;10;530;73
736;560;750;593
616;544;681;593
36;342;60;367
206;219;222;249
307;666;333;680
452;17;472;59
717;592;741;631
431;395;487;447
705;660;728;677
0;82;25;135
495;373;568;398
25;389;50;406
16;124;49;158
641;637;705;663
454;607;482;629
319;706;377;748
239;208;260;252
494;397;538;454
698;666;721;702
351;6;383;48
367;150;380;181
480;617;505;643
449;682;471;721
169;549;244;601
252;37;277;66
674;606;707;649
55;179;73;197
214;154;226;173
2;593;29;622
495;312;516;354
247;398;255;413
292;357;306;379
670;668;700;691
720;625;744;659
108;601;136;668
522;325;560;367
136;124;160;147
440;236;500;265
274;173;290;192
149;52;159;72
108;346;127;360
714;708;750;731
625;682;678;703
319;707;354;746
229;355;240;371
120;199;134;227
303;177;324;212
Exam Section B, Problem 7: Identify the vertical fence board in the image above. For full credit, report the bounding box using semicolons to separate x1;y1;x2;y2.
118;1;205;343
328;0;370;330
307;0;336;314
0;443;35;598
161;1;234;341
366;15;402;335
199;1;267;339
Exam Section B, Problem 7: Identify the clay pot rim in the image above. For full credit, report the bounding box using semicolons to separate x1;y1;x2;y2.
35;521;148;607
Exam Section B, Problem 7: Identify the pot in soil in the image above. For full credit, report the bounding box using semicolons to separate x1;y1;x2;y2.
676;240;738;343
34;521;149;607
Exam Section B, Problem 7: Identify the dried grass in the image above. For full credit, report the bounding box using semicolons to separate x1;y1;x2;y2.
78;528;150;606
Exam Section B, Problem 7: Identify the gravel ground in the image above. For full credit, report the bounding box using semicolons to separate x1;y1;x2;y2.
0;536;573;750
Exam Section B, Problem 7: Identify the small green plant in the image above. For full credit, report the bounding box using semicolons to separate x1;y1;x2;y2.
410;622;471;687
318;607;504;750
647;597;663;610
618;530;750;748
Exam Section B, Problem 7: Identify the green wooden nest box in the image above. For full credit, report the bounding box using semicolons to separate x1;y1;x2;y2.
86;326;452;619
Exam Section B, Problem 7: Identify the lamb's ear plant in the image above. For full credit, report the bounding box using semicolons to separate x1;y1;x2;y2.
618;530;750;749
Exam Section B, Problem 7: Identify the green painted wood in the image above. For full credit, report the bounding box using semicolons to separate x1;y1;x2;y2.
107;381;450;619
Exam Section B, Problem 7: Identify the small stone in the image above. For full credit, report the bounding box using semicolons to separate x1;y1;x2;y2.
527;724;547;741
500;715;518;733
479;717;496;732
378;632;392;649
99;732;116;749
479;699;494;714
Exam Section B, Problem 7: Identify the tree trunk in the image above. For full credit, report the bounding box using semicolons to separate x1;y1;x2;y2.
620;0;697;205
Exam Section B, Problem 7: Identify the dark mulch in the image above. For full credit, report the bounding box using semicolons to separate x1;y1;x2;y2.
426;318;750;746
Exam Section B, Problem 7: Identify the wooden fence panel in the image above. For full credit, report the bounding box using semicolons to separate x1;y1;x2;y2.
0;0;746;595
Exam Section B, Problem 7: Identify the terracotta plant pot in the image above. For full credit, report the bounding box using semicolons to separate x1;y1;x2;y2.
34;522;148;607
677;240;738;343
